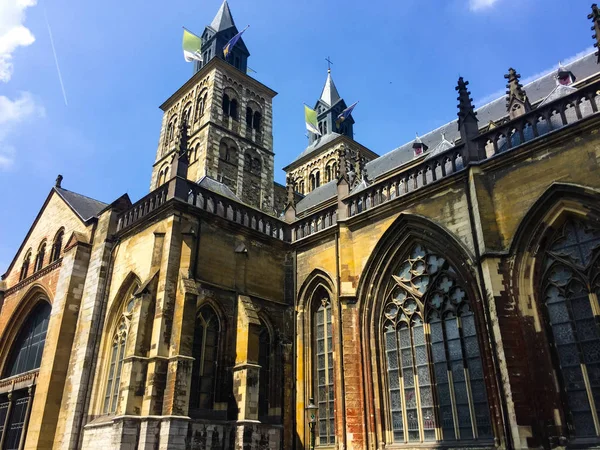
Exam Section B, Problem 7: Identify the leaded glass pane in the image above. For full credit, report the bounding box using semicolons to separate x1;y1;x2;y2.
314;299;335;445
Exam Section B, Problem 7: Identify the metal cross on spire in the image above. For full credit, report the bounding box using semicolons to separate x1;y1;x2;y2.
325;56;333;72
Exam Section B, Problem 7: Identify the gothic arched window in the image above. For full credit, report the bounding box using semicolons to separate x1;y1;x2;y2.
258;323;271;420
383;245;492;444
541;219;600;438
3;301;51;378
34;242;46;272
190;305;220;411
51;229;64;263
314;289;335;446
103;318;127;414
19;250;31;282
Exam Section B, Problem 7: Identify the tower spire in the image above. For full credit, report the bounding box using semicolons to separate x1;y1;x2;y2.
320;70;341;107
211;0;236;31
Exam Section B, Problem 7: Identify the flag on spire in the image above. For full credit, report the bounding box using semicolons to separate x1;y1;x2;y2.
305;105;321;136
336;101;358;126
223;25;249;58
182;28;202;62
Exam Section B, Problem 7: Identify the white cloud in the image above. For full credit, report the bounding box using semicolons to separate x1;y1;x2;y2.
0;0;37;83
470;0;499;11
0;92;45;170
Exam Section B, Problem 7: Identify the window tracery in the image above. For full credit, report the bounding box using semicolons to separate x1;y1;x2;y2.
383;245;492;443
190;305;220;411
314;291;335;445
541;219;600;438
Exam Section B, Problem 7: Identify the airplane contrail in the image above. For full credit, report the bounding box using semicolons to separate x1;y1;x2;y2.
44;7;68;106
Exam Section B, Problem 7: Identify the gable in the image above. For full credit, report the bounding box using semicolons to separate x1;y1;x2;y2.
2;191;94;286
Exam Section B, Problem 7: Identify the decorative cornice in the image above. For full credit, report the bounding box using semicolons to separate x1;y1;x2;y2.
4;259;62;297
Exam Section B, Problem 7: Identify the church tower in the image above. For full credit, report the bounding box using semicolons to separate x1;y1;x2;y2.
283;68;376;195
309;69;355;145
150;1;277;213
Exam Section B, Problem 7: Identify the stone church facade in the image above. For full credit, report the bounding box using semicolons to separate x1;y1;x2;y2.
3;2;600;449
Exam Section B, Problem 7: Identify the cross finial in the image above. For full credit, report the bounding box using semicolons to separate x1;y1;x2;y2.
325;56;333;73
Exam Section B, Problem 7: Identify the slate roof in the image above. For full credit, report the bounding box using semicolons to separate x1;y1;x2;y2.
210;0;235;31
296;180;337;213
290;132;342;165
55;187;108;222
320;71;341;107
366;51;599;180
197;175;240;201
295;51;600;211
538;83;577;107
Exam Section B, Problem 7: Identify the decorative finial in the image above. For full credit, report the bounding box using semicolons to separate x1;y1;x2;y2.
589;4;600;63
456;77;478;124
504;68;531;118
337;146;348;181
55;174;63;188
325;56;333;73
285;175;296;207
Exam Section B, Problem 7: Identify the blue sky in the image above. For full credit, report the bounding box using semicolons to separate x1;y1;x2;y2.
0;0;594;274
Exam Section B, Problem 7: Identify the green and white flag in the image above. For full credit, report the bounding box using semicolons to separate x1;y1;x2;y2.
182;28;202;62
305;105;321;136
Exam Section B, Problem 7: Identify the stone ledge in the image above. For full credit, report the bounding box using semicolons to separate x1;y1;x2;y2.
4;259;62;297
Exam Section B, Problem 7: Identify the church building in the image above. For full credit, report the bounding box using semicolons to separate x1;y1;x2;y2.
2;2;600;449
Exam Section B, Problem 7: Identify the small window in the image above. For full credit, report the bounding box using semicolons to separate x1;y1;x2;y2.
253;111;261;131
51;230;64;262
246;107;253;127
19;251;31;282
34;243;46;272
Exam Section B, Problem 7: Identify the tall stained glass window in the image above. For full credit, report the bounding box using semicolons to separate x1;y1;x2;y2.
3;302;51;378
383;245;492;443
314;290;335;445
190;305;220;410
542;220;600;438
103;319;127;414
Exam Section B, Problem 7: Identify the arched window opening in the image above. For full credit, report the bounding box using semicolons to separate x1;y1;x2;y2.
315;171;320;188
383;245;492;444
252;158;261;175
253;111;261;131
3;301;51;378
332;162;338;180
190;305;220;411
244;153;252;172
325;166;332;183
19;251;31;282
182;104;192;125
314;288;335;446
230;98;238;121
222;94;230;117
246;107;253;128
51;229;64;263
34;242;46;272
299;180;305;195
258;323;271;420
541;219;600;438
103;318;127;414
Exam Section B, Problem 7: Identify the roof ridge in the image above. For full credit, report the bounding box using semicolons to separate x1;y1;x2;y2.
55;186;108;205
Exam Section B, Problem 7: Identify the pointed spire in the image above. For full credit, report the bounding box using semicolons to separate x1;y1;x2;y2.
589;4;600;63
320;70;341;107
505;68;531;119
455;77;481;162
211;0;236;32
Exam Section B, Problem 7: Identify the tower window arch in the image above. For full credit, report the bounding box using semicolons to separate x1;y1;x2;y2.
222;93;239;120
246;106;253;128
313;286;335;446
195;91;208;121
50;229;64;263
3;301;51;378
34;242;46;272
540;219;600;438
190;304;220;411
382;245;492;444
